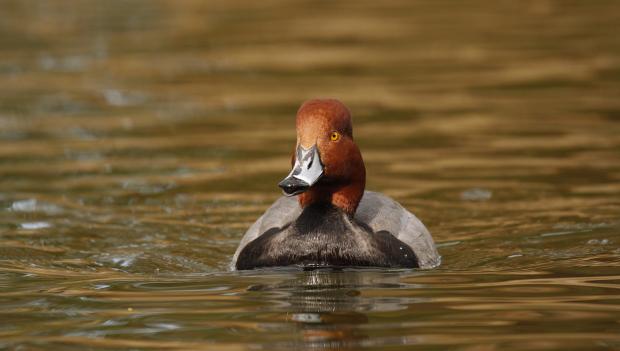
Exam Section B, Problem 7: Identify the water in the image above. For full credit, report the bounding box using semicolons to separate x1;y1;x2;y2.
1;1;619;349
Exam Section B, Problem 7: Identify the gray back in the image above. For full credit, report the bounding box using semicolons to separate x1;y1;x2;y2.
230;191;440;269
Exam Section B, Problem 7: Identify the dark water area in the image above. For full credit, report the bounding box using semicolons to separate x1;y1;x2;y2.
1;1;620;349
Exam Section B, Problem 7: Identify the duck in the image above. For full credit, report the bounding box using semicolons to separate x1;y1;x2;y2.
231;99;440;270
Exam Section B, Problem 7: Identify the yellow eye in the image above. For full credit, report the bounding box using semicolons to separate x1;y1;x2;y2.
330;131;341;142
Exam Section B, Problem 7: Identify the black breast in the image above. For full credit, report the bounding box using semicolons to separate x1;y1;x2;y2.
235;203;418;270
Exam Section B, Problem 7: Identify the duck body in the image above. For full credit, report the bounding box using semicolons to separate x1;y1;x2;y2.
232;191;440;270
231;99;440;270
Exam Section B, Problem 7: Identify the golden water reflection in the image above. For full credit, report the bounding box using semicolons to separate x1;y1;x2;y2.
1;0;620;350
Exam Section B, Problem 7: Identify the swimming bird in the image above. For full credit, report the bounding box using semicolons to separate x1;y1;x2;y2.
231;99;440;270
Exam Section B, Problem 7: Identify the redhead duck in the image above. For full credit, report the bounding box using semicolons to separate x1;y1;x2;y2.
231;99;440;270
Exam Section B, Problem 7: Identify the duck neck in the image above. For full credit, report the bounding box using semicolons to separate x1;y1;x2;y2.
298;166;365;217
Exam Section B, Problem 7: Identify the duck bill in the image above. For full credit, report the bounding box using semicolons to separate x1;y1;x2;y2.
278;144;324;196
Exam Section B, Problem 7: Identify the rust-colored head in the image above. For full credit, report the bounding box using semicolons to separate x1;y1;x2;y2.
278;99;366;215
296;99;353;148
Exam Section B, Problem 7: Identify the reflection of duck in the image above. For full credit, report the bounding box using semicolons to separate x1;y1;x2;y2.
285;271;371;329
232;99;440;270
250;270;408;350
263;269;411;313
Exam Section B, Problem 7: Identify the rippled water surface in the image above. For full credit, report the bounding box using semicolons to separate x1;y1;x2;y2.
1;1;620;350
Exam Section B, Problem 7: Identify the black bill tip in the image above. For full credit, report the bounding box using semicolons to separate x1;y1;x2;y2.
278;177;310;196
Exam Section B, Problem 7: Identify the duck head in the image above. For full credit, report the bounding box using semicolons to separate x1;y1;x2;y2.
278;99;366;215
